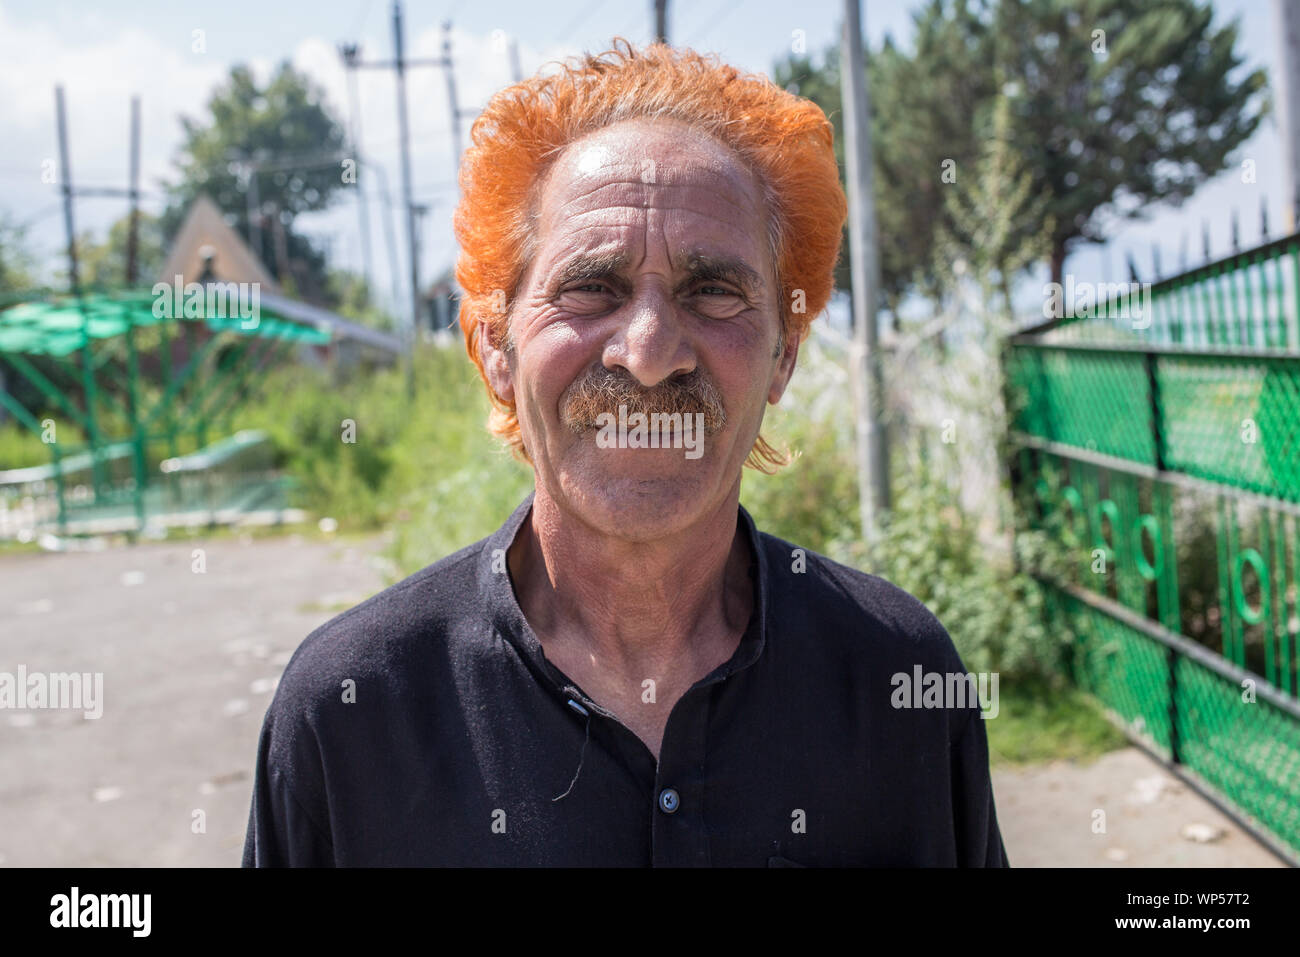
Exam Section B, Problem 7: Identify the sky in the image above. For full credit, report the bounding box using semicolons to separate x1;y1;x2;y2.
0;0;1287;326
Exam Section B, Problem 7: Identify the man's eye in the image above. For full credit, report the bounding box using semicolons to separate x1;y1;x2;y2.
569;283;609;294
696;285;735;296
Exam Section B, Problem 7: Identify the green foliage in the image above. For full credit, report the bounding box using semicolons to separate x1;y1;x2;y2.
325;270;398;333
985;675;1127;765
773;0;1268;296
938;88;1054;320
73;212;167;290
991;0;1268;278
162;62;350;304
774;0;999;308
740;335;860;552
225;343;533;573
0;422;61;469
834;454;1067;682
0;213;36;294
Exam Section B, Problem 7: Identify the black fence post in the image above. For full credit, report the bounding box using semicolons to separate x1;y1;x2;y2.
1144;347;1180;764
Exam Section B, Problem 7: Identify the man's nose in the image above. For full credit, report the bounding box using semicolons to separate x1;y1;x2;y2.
604;287;696;387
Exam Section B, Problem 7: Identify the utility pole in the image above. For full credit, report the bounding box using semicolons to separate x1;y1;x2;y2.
393;2;419;396
509;37;523;84
339;44;376;291
125;96;141;285
341;3;475;397
654;0;669;44
841;0;890;544
54;86;105;501
55;86;80;292
1276;0;1300;232
55;89;147;286
441;21;463;165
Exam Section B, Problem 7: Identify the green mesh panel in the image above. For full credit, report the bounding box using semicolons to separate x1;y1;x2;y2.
1010;347;1300;502
1048;585;1300;858
1035;236;1300;351
1007;346;1154;460
1174;654;1300;854
1159;355;1300;501
1060;591;1173;752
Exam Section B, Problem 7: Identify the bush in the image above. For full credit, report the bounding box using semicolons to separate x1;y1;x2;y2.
740;334;1063;682
843;464;1065;681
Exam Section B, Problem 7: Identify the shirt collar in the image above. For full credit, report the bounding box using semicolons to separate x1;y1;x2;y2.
479;491;769;698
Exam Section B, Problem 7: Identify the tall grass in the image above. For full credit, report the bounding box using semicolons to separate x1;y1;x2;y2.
226;343;533;569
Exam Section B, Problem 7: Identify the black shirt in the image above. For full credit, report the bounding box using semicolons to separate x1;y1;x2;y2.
242;493;1009;867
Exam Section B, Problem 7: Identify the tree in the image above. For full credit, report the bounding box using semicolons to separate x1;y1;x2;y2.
774;0;1268;296
991;0;1268;284
162;63;351;304
0;213;36;295
774;0;997;314
939;87;1054;328
75;212;167;289
325;269;398;333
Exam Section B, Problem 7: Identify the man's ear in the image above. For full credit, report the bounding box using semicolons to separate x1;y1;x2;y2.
767;327;800;405
478;318;515;404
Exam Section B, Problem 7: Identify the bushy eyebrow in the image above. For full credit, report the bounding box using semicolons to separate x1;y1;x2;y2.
549;249;763;296
553;251;632;290
684;254;763;295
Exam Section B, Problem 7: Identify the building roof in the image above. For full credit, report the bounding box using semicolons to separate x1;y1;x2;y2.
158;194;280;290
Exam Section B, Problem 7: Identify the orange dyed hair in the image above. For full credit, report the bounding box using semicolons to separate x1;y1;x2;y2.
453;37;847;471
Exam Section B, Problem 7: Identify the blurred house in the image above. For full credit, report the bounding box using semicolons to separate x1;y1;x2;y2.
163;194;402;372
424;266;462;335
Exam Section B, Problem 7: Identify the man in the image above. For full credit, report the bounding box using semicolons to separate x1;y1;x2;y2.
243;38;1008;867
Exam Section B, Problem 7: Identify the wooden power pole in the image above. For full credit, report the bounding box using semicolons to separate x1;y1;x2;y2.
841;0;890;544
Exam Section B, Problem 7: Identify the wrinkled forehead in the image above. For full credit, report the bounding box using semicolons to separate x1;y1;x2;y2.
534;117;768;232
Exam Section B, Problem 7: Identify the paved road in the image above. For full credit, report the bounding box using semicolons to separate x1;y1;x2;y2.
0;535;1288;867
994;750;1284;867
0;534;393;867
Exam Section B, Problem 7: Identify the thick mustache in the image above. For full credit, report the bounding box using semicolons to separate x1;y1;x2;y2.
561;366;727;435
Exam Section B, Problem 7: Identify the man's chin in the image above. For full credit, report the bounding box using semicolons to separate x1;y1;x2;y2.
554;449;724;539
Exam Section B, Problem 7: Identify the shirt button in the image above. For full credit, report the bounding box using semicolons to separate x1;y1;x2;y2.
658;788;680;814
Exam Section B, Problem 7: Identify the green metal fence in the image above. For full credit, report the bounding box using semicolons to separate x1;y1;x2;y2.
0;290;325;537
1005;231;1300;863
1030;231;1300;351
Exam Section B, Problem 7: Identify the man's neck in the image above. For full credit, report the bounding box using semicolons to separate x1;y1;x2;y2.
508;486;755;689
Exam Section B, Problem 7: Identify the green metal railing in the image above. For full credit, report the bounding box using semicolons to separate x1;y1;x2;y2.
0;289;316;536
0;430;296;538
1024;231;1300;351
1006;344;1300;502
1005;232;1300;863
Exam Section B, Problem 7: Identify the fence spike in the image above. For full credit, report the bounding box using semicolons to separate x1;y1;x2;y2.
1260;196;1269;242
1202;221;1212;262
1231;208;1240;253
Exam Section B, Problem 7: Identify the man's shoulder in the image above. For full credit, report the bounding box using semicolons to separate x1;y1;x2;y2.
313;536;482;643
270;536;488;713
754;527;962;667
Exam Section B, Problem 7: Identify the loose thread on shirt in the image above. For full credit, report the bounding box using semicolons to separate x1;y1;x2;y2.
553;700;592;802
